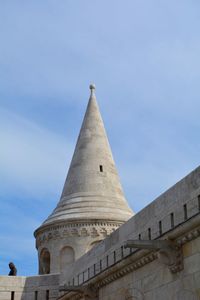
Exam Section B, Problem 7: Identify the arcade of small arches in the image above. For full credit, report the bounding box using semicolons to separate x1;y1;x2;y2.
39;240;103;274
39;246;74;275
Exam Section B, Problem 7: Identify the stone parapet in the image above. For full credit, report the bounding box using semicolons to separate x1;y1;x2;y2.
59;166;200;293
0;274;59;300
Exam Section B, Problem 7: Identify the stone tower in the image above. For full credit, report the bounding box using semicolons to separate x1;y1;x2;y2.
34;85;133;274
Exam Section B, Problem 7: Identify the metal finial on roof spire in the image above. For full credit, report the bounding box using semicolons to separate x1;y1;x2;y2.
89;83;96;97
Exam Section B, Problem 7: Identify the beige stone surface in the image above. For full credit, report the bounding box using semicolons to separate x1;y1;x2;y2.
34;85;133;274
0;275;59;300
39;85;133;227
58;165;200;300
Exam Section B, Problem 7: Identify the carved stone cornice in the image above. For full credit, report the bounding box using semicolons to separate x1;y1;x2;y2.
35;219;123;236
35;221;121;248
97;252;157;288
176;226;200;246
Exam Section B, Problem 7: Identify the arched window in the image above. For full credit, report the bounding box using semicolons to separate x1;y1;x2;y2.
39;248;50;275
60;246;75;273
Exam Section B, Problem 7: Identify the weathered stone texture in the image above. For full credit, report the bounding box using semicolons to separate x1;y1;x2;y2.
58;165;200;300
34;86;133;274
0;274;59;300
96;237;200;300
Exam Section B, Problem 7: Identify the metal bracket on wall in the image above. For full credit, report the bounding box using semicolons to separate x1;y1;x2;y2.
124;239;183;273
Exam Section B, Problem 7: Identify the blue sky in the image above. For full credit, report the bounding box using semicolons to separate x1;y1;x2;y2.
0;0;200;276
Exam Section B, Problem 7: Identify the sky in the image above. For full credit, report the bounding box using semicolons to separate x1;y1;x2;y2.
0;0;200;276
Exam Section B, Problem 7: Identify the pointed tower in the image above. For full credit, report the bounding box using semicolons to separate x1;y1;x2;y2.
34;85;133;274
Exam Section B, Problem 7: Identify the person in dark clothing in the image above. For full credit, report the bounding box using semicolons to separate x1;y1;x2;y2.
8;262;17;276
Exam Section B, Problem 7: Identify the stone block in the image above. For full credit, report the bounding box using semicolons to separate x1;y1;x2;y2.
194;271;200;290
184;253;200;274
142;269;163;292
174;289;199;300
187;197;199;218
0;292;11;300
161;214;171;234
183;241;194;258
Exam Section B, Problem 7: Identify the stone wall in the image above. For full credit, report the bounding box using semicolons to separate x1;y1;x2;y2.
98;236;200;300
0;274;59;300
61;166;200;283
59;166;200;299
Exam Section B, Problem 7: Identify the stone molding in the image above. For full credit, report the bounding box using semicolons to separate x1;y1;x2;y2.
58;223;200;299
36;221;122;248
97;252;158;288
177;226;200;246
93;225;200;289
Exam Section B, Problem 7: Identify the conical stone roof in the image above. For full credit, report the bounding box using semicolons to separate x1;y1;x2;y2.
42;85;133;226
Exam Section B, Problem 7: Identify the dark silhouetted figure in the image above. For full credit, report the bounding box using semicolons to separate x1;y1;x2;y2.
8;262;17;276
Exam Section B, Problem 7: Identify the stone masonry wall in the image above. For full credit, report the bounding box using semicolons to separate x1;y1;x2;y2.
0;274;59;300
98;236;200;300
61;166;200;286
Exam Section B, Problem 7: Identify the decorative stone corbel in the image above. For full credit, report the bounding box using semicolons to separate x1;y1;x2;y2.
60;284;98;299
124;239;183;273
